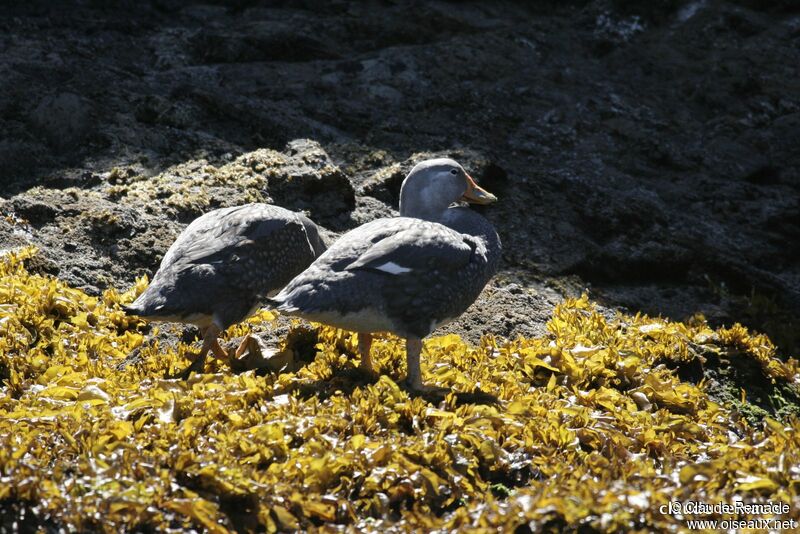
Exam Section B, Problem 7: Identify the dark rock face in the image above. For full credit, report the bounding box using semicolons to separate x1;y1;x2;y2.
266;139;356;228
1;188;176;296
0;0;798;352
29;92;94;150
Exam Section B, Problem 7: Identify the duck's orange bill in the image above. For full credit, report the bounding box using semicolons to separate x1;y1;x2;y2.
462;174;498;204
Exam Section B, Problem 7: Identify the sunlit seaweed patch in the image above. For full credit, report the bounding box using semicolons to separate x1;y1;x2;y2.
1;247;799;532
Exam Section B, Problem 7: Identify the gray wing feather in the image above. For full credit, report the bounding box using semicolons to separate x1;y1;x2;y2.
130;204;320;327
160;205;293;268
347;225;474;274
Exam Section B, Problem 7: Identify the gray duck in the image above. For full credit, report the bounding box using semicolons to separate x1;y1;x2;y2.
270;159;500;391
125;203;326;377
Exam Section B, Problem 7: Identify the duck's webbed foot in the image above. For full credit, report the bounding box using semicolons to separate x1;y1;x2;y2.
228;334;274;373
166;352;207;380
400;379;450;404
165;324;222;379
211;341;229;363
233;334;253;360
230;334;282;373
401;337;448;397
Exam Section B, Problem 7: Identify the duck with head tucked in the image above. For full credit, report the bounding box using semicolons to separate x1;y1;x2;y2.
125;203;327;378
271;159;501;391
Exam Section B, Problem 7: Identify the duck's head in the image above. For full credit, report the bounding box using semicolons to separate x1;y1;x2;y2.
399;158;497;220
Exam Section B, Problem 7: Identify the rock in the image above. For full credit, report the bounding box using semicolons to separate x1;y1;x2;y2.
703;137;771;182
359;163;406;205
7;194;62;226
28;92;93;150
0;0;797;357
0;140;44;186
4;187;173;294
189;20;338;64
264;139;356;227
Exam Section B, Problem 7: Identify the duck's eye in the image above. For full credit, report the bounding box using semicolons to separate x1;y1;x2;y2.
450;169;458;175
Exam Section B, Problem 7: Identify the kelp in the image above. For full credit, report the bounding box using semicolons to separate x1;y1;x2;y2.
1;247;799;532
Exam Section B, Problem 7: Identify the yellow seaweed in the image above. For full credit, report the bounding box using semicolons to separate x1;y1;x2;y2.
0;248;798;532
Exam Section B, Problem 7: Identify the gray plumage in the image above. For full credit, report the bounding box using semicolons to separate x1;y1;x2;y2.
270;158;500;390
125;203;326;331
274;212;499;339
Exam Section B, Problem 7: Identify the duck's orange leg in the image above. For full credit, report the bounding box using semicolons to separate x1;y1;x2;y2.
358;332;376;375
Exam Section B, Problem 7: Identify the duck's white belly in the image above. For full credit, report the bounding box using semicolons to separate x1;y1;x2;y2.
302;307;396;334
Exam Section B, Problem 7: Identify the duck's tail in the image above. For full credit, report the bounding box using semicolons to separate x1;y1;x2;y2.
122;299;161;318
265;292;302;315
122;303;142;316
264;297;290;313
121;286;166;318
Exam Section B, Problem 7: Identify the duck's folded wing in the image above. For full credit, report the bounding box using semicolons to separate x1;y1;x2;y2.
167;208;299;268
345;225;474;276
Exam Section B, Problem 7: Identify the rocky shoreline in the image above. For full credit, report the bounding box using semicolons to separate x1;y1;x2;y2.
1;0;798;369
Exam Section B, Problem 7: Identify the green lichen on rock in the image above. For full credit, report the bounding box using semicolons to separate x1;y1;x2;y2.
104;155;270;222
0;248;798;532
100;141;354;225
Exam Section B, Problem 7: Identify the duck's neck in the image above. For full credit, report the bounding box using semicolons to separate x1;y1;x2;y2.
400;195;499;254
440;207;499;248
399;186;454;221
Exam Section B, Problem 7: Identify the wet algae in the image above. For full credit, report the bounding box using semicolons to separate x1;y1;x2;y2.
1;248;798;532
